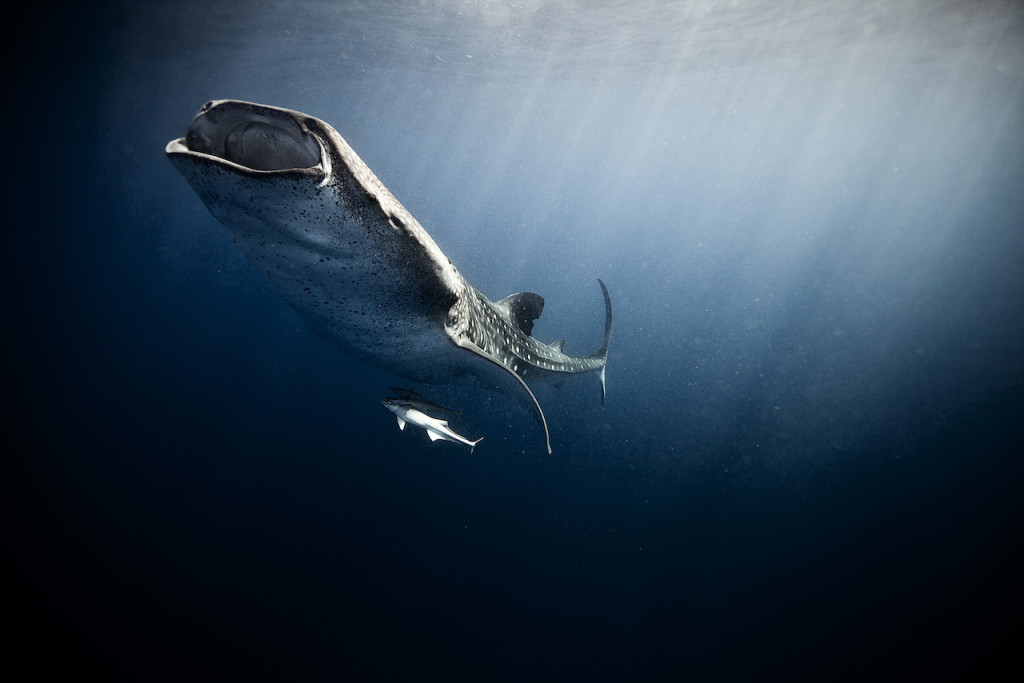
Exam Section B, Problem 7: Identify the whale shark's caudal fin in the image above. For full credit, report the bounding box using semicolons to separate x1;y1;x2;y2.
592;278;613;404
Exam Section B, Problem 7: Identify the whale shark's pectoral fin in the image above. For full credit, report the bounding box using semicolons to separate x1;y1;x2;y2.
396;416;407;430
455;338;552;454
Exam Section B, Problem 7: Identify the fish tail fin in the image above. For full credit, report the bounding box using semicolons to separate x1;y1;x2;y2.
589;278;613;405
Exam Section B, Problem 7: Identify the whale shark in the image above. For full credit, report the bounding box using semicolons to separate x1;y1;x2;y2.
166;100;612;453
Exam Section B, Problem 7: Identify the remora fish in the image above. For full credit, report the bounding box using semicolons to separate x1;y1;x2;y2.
387;388;463;420
382;399;483;452
165;100;612;453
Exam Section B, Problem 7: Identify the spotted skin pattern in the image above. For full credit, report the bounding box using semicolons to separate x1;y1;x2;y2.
167;100;612;453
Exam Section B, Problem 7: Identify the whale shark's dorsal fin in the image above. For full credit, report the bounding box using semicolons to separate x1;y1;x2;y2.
493;292;545;336
549;339;565;352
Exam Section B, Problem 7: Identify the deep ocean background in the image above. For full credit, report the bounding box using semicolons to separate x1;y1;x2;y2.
5;1;1023;679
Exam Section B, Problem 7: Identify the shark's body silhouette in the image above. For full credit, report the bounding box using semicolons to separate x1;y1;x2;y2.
166;100;612;453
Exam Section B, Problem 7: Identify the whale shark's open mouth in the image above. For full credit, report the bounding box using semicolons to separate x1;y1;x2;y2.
171;100;325;173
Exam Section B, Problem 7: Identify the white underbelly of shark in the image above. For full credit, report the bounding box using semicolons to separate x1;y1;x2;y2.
166;100;612;453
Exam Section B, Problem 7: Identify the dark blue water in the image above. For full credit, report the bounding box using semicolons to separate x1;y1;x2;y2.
6;1;1023;679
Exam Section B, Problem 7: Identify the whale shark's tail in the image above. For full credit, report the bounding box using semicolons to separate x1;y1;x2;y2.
590;278;613;404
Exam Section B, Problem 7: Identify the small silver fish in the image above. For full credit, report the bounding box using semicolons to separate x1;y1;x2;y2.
382;399;482;452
